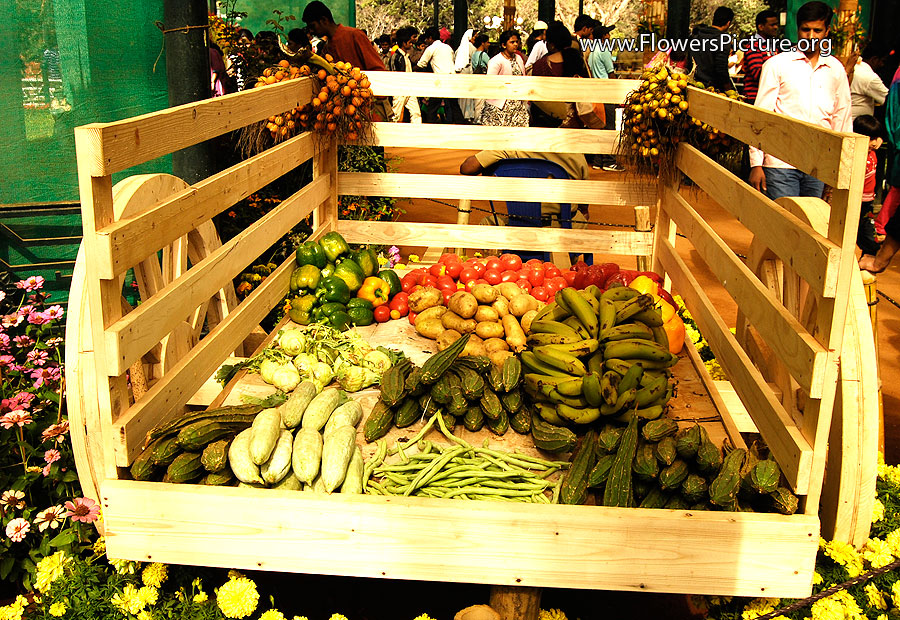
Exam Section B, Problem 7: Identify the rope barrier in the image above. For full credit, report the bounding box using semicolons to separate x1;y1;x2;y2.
152;21;210;74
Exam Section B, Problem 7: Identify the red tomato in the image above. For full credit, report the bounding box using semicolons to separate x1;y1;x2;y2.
562;270;577;286
439;253;460;264
408;311;418;325
515;279;532;293
390;309;401;320
429;263;447;277
401;276;416;293
485;256;501;271
547;276;568;292
436;274;456;291
500;270;519;283
389;293;409;317
525;258;543;267
531;285;549;301
445;261;462;279
442;289;453;304
423;274;439;288
527;267;545;287
471;261;486;276
459;267;479;283
483;269;502;285
499;253;523;272
374;305;392;323
544;264;561;279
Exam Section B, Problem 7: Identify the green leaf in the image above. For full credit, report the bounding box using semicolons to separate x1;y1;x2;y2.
0;556;14;580
49;529;76;548
61;470;79;482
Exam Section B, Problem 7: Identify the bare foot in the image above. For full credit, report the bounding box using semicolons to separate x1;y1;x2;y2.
859;254;881;272
860;235;900;273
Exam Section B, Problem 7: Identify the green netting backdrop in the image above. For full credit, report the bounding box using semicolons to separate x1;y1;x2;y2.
235;1;355;39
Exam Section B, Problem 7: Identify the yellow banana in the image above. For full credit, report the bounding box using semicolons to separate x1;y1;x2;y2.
617;364;644;395
561;287;599;339
587;351;605;374
632;307;664;327
598;297;616;333
533;301;569;322
306;53;336;74
521;351;569;377
615;404;665;424
541;338;600;357
557;403;601;425
604;358;632;376
535;401;566;425
533;346;587;376
600;386;637;416
634;375;669;407
556;376;584;397
562;316;591;340
650;324;669;349
577;289;602;315
526;332;582;346
599;371;620;406
554;289;572;313
545;388;590;408
524;372;571;391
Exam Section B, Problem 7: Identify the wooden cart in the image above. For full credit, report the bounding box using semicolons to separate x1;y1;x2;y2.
66;73;879;602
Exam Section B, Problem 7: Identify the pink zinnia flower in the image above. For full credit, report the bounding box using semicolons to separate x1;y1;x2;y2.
18;305;34;317
0;355;15;368
42;420;69;443
0;410;33;429
27;350;49;366
0;333;8;350
46;337;63;347
0;290;5;303
16;276;45;292
44;449;61;464
31;366;60;388
11;392;35;409
34;505;66;531
12;335;33;348
64;497;100;523
0;490;26;510
5;518;30;542
1;314;23;328
27;312;49;326
44;305;64;321
42;464;52;477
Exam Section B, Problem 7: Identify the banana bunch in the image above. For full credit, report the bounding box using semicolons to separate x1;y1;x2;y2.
522;285;678;426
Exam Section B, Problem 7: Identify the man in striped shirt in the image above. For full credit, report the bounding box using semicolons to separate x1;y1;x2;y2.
742;9;780;103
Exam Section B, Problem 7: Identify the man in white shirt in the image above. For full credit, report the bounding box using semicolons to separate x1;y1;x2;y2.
748;1;851;200
417;26;465;123
389;26;422;123
525;20;549;74
851;43;890;119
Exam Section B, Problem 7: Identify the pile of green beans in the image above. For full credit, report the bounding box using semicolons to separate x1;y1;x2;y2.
363;412;569;503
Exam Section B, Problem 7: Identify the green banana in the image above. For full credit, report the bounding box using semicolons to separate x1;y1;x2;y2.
599;371;620;406
614;294;655;325
529;320;581;339
581;372;603;407
556;376;584;397
650;325;669;349
535;401;566;425
584;284;603;299
601;286;640;302
600;323;654;342
526;332;582;346
645;385;674;408
598;297;616;334
563;316;591;340
632;307;664;327
615;404;665;424
617;364;644;395
545;388;590;408
521;351;569;377
541;338;600;357
577;289;602;315
587;351;605;374
533;347;587;376
603;338;673;363
557;403;601;425
634;375;669;407
607;356;677;371
639;369;670;387
533;301;569;322
600;387;637;416
561;288;599;339
603;358;632;376
554;289;572;313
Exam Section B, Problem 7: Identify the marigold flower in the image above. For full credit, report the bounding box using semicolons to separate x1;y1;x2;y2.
34;551;71;593
539;610;568;620
5;518;30;542
193;591;209;604
259;610;286;620
64;496;100;523
137;586;158;607
216;576;259;618
111;584;145;615
48;601;67;617
865;584;888;610
142;563;168;588
863;538;894;568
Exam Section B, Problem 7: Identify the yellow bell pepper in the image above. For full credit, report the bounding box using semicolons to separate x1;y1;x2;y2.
663;313;686;354
357;276;391;307
628;275;659;296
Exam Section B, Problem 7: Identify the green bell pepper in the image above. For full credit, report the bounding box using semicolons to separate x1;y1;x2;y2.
347;304;374;326
351;247;379;278
318;302;347;318
321;262;336;278
320;232;350;263
329;310;353;332
287;294;318;325
316;276;351;305
377;269;402;296
295;240;327;269
333;258;365;293
289;264;321;292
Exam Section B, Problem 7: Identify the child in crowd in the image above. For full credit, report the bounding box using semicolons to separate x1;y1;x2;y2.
854;114;883;257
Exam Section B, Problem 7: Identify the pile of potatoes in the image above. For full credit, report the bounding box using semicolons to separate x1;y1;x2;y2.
411;282;543;365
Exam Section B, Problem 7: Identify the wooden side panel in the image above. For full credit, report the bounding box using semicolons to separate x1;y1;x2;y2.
101;480;819;598
338;220;654;257
660;186;828;398
366;72;639;103
675;144;840;298
656;238;813;493
79;77;315;176
338;172;655;205
685;88;847;188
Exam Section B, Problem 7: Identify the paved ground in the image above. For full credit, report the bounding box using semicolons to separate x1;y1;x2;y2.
387;146;900;465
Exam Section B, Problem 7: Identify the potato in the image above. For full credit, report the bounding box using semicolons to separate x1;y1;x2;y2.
496;282;523;301
483;338;509;354
520;309;539;335
436;329;462;351
509;294;539;318
470;283;498;304
448;291;478;319
417;305;447;323
415;318;445;340
492;296;509;318
489;350;515;366
408;286;443;313
474;305;499;323
502;314;527;352
461;335;487;357
475;320;505;340
441;310;477;334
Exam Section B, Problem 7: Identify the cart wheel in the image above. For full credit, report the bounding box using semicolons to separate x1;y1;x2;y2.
65;173;240;505
736;196;878;546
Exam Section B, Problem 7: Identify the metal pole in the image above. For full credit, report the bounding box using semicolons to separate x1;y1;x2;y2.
666;0;690;38
434;0;440;28
538;0;555;24
164;0;218;184
454;0;468;39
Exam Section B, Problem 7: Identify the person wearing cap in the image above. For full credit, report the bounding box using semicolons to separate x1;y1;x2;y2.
588;23;614;79
525;20;549;74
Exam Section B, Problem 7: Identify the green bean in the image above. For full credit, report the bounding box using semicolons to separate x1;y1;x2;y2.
405;445;468;495
445;487;538;498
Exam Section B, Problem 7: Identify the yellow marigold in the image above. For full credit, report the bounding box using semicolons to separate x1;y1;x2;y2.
823;540;865;577
292;617;310;620
327;615;349;620
0;595;28;620
259;610;287;620
194;591;209;604
885;529;900;556
892;581;900;607
109;558;139;575
92;537;106;555
111;584;146;615
810;590;863;620
35;551;71;594
872;498;885;523
539;610;568;620
408;254;419;262
142;563;168;587
742;597;780;620
137;611;153;620
138;586;158;607
216;577;259;619
227;570;244;580
877;615;888;620
48;601;67;617
813;571;824;585
863;538;894;568
865;584;888;610
412;615;437;620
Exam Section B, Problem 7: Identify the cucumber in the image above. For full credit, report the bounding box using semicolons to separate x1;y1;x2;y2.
300;387;345;432
260;430;294;485
249;408;282;465
282;380;318;428
321;425;356;493
324;400;363;437
228;428;264;485
292;428;324;484
340;447;364;494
